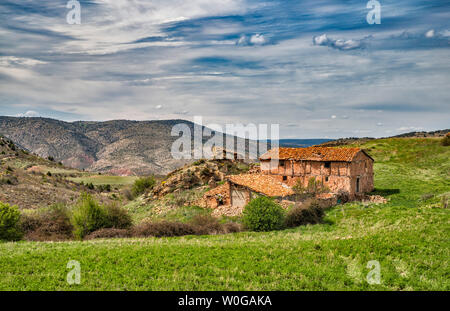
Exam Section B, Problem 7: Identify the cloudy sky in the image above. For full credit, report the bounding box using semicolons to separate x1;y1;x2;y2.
0;0;449;138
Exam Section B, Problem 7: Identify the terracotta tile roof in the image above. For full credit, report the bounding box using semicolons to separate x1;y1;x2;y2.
204;183;229;198
227;174;294;197
259;147;372;162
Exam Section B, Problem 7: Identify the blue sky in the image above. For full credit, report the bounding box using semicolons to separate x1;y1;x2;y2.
0;0;449;138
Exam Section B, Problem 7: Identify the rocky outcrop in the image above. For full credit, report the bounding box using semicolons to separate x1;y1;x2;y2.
149;159;251;198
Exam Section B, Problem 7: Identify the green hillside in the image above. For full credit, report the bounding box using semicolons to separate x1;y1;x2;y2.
0;138;449;290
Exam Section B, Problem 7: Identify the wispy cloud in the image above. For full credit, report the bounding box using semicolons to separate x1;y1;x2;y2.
312;34;367;50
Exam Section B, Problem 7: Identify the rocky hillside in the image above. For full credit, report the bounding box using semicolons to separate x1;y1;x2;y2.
317;129;449;147
392;129;449;138
0;135;108;209
150;159;254;198
0;117;256;175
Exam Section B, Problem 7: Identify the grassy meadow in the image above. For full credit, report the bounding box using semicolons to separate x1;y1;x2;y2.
68;175;139;186
0;137;449;290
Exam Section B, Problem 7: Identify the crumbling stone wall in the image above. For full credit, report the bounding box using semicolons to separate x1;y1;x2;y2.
260;151;374;197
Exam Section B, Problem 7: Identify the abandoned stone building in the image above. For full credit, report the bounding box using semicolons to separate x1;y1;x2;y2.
259;147;374;197
204;174;295;209
203;146;374;210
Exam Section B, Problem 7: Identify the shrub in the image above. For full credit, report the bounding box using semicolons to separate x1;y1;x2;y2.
242;197;285;232
190;214;223;235
132;176;156;197
222;222;243;233
133;221;197;237
123;188;134;201
0;175;18;185
97;184;111;192
441;134;450;146
0;202;23;241
337;189;350;204
84;228;131;240
70;193;110;239
309;201;325;218
20;204;73;241
104;204;132;229
284;200;324;228
193;159;205;165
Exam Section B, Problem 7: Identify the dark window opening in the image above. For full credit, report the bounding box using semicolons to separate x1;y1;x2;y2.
324;161;331;168
282;176;287;181
356;178;360;193
280;161;285;167
325;177;329;182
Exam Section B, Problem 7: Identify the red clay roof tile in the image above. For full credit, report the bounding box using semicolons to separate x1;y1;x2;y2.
260;147;372;162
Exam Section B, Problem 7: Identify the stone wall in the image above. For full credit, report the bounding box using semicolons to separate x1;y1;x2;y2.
260;152;374;196
230;184;251;208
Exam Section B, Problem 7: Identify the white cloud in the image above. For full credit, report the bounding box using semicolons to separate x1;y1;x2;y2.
155;105;163;109
425;29;435;38
236;34;267;46
249;34;266;45
331;115;337;119
236;35;248;46
397;126;424;131
313;34;329;45
16;111;40;117
313;34;364;50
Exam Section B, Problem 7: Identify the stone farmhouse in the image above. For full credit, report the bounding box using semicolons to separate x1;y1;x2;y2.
259;147;374;196
204;146;374;210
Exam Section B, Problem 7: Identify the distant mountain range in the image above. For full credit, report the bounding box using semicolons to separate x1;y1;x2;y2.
0;117;259;175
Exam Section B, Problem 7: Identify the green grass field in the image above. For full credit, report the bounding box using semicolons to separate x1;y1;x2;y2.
1;138;449;290
68;175;139;186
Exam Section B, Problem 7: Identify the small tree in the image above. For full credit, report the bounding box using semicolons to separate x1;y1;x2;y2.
132;176;156;197
71;193;109;239
71;193;132;239
0;202;23;241
292;177;330;200
242;197;285;232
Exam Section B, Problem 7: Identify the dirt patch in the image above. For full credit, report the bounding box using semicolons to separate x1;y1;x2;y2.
362;195;388;204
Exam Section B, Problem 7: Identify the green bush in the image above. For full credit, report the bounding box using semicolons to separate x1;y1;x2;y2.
441;134;450;146
132;176;156;197
284;200;324;228
71;193;109;239
104;204;132;229
242;197;285;232
20;204;73;241
0;202;23;241
71;194;132;239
